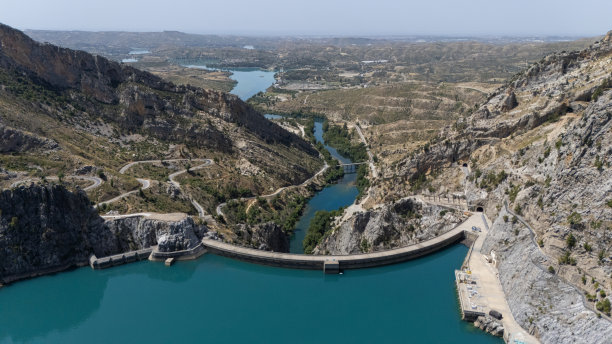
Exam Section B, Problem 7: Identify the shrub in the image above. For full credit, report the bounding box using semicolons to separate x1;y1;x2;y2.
514;204;523;216
583;243;592;252
537;197;544;210
548;266;555;274
559;251;577;265
567;212;582;226
594;156;604;171
582;275;587;285
538;239;544;247
595;298;611;316
566;233;576;249
503;215;509;222
508;184;521;202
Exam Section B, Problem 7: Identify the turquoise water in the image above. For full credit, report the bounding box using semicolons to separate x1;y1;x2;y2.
0;246;500;344
184;65;276;101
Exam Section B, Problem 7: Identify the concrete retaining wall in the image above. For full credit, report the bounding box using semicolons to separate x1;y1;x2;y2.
149;244;206;261
89;248;153;269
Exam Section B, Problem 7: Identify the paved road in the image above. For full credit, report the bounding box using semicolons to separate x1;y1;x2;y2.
97;159;213;218
119;158;212;175
466;214;540;344
354;122;378;178
101;212;153;220
95;178;151;208
218;162;329;217
11;175;103;191
165;160;213;218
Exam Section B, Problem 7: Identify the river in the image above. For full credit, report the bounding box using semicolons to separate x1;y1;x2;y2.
0;67;502;344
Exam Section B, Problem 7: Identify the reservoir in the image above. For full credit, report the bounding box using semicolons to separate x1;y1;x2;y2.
0;246;500;344
0;66;501;344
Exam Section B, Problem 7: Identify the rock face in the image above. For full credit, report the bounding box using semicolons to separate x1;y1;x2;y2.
234;222;290;252
0;184;207;283
482;211;612;344
474;315;504;337
315;197;465;254
251;222;289;252
500;91;518;112
0;184;108;280
104;215;206;253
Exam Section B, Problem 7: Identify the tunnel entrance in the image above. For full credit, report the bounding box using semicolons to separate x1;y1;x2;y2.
476;207;484;212
462;163;468;167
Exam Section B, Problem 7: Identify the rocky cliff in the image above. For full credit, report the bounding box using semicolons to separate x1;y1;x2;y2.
233;222;289;252
482;210;612;343
315;197;465;254
0;184;207;284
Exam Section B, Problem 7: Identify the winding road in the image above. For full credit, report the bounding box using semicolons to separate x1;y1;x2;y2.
354;121;377;178
11;175;103;191
217;161;329;218
99;159;213;218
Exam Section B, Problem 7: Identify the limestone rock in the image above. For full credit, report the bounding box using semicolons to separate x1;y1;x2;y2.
500;91;518;112
0;184;208;283
474;315;504;337
315;197;465;255
234;222;289;253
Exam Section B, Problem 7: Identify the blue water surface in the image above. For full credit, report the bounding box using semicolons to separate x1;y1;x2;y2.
0;246;500;344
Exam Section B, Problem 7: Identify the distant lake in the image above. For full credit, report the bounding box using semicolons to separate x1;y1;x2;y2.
121;58;138;63
183;64;276;101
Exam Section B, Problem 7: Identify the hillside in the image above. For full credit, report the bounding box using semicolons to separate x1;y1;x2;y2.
323;32;612;343
0;23;322;219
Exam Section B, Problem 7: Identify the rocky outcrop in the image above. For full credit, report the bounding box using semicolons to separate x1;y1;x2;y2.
500;91;518;112
251;222;289;252
473;315;504;337
104;215;206;253
234;222;289;252
0;123;59;153
0;184;208;284
315;197;465;254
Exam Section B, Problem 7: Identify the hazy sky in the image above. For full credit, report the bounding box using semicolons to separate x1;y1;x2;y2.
2;0;611;37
